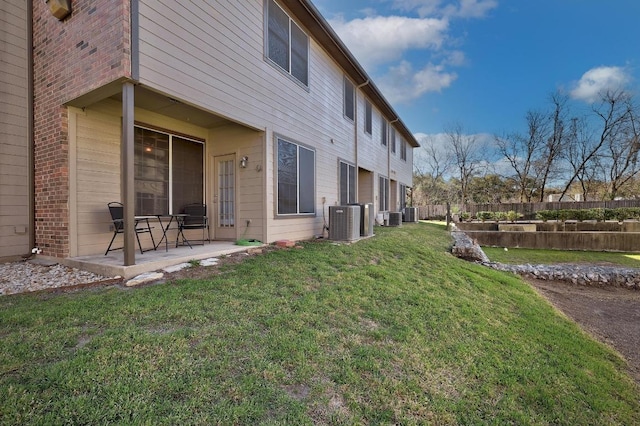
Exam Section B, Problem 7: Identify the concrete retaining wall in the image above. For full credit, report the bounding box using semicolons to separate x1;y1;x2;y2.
456;221;640;232
465;230;640;252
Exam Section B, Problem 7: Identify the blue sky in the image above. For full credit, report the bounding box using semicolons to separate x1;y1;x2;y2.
313;0;640;142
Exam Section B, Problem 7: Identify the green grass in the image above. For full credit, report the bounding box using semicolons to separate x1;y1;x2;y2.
483;246;640;267
1;223;638;425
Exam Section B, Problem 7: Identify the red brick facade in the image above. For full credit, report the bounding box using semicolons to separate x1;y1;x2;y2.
32;0;131;257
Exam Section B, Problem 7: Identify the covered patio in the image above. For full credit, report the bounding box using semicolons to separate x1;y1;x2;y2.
64;81;266;274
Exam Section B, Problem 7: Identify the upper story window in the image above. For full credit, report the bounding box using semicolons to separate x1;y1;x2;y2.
390;127;396;154
381;120;387;146
400;139;407;161
364;100;372;135
344;77;355;121
267;0;309;86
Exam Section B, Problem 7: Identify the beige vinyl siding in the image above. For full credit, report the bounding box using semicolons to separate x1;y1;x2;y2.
358;168;375;205
138;1;354;152
357;99;389;174
72;107;121;256
390;180;399;212
208;124;265;242
0;0;29;258
136;1;413;242
391;135;414;189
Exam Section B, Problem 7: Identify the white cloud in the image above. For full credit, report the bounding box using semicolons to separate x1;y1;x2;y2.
392;0;441;17
326;1;497;107
570;66;630;103
328;15;448;69
447;0;498;18
379;61;457;104
392;0;498;18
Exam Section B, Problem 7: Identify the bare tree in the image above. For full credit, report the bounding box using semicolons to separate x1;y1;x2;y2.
413;135;454;204
600;93;640;199
495;110;548;202
414;135;452;181
446;123;485;205
535;92;567;201
495;92;567;202
560;90;637;200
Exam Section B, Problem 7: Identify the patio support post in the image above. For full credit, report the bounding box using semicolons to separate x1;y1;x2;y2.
122;82;135;266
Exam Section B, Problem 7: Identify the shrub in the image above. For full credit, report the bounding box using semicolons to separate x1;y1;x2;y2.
506;210;521;222
536;210;557;221
494;211;507;221
476;211;494;221
460;212;471;221
534;207;640;222
574;209;592;221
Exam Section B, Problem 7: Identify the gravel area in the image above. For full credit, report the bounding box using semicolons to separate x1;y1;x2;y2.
0;260;113;296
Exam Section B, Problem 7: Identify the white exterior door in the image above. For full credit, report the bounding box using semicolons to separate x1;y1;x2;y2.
213;154;236;240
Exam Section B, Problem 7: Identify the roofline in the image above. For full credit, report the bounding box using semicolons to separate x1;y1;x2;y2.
281;0;420;148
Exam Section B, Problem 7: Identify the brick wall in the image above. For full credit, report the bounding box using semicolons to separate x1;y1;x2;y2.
32;0;131;257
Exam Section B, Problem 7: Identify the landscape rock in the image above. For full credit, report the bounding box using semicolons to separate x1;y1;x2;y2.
125;272;164;287
0;261;111;296
163;263;192;273
200;258;219;267
450;226;490;263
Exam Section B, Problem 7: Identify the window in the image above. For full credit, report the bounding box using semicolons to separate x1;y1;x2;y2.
267;0;309;86
381;120;387;146
134;127;204;216
364;100;372;135
390;127;396;154
344;77;355;121
379;176;388;211
277;137;315;215
339;160;356;205
400;138;407;161
400;184;407;210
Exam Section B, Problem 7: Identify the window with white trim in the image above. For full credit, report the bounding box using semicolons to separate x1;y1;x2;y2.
339;160;356;205
277;137;315;215
391;127;396;154
344;77;355;121
381;120;387;146
267;0;309;86
134;126;204;216
400;184;407;210
364;100;372;135
379;175;388;211
400;138;407;161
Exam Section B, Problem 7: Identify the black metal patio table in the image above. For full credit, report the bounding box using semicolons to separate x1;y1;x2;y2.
153;214;191;251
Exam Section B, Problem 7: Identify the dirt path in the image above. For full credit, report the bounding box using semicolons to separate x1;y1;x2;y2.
526;278;640;385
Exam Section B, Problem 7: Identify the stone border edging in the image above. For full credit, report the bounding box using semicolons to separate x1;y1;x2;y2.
450;225;640;290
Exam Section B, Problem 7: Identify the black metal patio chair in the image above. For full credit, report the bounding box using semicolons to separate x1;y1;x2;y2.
104;202;155;255
178;203;210;246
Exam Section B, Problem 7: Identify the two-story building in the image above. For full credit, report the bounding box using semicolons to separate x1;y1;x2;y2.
0;0;418;277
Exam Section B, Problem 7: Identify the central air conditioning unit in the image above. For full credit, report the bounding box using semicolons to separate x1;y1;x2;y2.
329;205;361;241
360;203;374;237
388;211;402;226
403;207;418;223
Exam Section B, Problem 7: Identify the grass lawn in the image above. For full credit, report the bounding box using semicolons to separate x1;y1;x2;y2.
483;246;640;268
1;223;638;425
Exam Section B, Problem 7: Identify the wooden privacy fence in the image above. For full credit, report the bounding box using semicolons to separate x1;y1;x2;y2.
418;200;640;220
